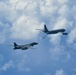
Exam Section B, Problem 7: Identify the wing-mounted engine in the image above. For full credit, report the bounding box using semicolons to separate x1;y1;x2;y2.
62;32;68;35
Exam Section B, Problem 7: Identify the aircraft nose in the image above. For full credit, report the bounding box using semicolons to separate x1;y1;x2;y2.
63;29;65;32
35;42;38;45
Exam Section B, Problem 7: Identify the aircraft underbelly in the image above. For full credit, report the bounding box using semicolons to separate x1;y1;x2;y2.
48;31;58;34
48;29;65;34
21;47;28;50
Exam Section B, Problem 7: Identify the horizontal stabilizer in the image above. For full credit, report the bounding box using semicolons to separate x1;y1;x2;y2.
36;29;43;31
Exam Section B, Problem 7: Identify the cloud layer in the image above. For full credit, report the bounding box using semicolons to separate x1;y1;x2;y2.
0;60;14;71
0;0;74;43
0;0;76;75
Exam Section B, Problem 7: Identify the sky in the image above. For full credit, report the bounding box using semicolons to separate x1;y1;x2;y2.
0;0;76;75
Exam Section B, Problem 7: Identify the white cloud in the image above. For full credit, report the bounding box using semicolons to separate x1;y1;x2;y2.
0;0;72;42
0;21;10;43
67;28;76;44
65;53;71;61
57;0;68;4
0;0;76;74
18;66;30;72
0;0;73;43
0;35;5;43
49;44;71;61
0;60;14;71
10;15;42;40
50;45;64;60
15;0;38;13
16;55;31;72
9;0;19;6
49;17;72;45
40;2;58;17
72;5;76;20
15;1;29;10
53;17;70;29
0;0;42;40
58;4;70;18
55;69;66;75
49;34;61;45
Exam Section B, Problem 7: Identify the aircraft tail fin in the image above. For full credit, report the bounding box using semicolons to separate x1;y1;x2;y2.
14;42;18;47
44;25;49;32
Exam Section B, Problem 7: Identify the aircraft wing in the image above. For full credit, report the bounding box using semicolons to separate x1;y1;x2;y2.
20;42;38;50
21;44;31;50
25;44;31;47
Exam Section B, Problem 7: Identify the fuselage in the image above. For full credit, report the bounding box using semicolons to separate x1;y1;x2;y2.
13;42;38;50
44;29;65;34
14;45;28;50
37;25;68;39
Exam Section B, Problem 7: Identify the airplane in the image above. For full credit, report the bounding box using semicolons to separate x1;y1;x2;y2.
12;42;38;50
36;25;68;38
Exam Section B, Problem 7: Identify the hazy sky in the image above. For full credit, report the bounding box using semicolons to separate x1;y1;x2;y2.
0;0;76;75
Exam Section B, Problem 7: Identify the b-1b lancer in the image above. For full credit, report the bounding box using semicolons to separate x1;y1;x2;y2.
13;42;38;50
36;25;68;38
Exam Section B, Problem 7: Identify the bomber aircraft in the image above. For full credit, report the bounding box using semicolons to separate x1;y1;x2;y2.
12;42;38;50
36;25;68;38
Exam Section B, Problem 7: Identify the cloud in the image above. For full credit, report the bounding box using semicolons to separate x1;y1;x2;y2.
15;54;31;72
50;45;64;60
55;69;66;75
49;44;71;62
18;66;30;72
0;0;72;42
72;5;76;20
0;54;4;62
40;0;58;17
0;0;42;40
0;0;73;42
0;0;76;74
58;4;70;18
57;0;68;5
0;21;10;43
0;60;15;71
49;17;72;45
67;28;76;44
10;15;42;40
